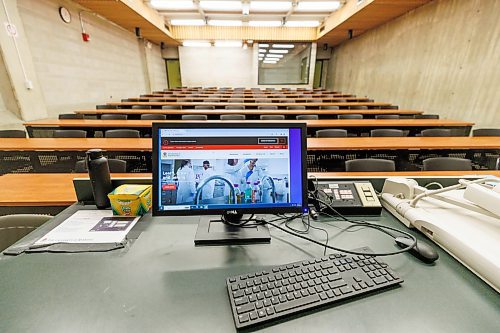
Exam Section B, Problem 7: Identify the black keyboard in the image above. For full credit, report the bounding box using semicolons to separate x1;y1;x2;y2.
226;247;403;329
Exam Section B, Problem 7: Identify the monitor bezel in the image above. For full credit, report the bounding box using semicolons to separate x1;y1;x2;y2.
152;122;308;217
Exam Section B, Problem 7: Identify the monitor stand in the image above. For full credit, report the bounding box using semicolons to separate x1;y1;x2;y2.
194;216;271;246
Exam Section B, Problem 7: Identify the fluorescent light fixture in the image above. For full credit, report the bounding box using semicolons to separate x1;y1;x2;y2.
263;60;278;64
200;1;242;11
285;20;320;27
249;21;282;27
150;0;196;10
296;1;341;12
269;49;288;54
265;54;283;58
242;3;250;15
272;44;294;49
183;41;211;47
250;1;292;12
208;20;242;26
214;40;243;48
259;43;269;47
171;19;205;26
258;48;267;53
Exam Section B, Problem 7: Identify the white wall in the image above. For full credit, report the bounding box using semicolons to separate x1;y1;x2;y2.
178;43;317;88
179;46;255;87
327;0;500;128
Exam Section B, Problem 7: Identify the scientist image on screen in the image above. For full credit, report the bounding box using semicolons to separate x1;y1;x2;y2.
163;157;290;206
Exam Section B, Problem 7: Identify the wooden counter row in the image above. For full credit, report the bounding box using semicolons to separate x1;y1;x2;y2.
23;118;472;130
2;171;499;207
127;96;368;102
1;137;497;152
108;101;393;108
75;109;423;117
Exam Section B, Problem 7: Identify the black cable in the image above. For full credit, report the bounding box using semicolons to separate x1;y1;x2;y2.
305;188;418;256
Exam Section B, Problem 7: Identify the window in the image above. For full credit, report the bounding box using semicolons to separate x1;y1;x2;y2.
258;43;312;85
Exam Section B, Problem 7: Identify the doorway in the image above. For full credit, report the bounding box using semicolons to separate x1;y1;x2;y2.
165;59;182;88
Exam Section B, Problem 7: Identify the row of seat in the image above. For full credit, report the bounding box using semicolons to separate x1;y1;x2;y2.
62;113;413;120
99;105;388;110
3;128;499;139
345;157;475;172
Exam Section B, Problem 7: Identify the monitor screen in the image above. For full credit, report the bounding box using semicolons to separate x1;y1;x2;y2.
152;122;308;216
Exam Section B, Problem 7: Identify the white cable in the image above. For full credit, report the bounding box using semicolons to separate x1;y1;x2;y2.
410;177;500;208
1;0;30;83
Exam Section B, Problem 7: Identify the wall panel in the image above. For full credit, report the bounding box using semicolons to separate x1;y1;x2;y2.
327;0;500;128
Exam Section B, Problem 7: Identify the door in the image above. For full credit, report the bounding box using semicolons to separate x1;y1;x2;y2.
313;60;323;88
166;59;182;88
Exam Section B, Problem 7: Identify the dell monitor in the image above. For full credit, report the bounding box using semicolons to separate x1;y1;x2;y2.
152;122;308;245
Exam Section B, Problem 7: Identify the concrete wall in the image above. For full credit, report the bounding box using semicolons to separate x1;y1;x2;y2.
0;0;167;127
327;0;500;128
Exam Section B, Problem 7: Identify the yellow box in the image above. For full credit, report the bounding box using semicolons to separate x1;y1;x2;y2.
108;184;152;216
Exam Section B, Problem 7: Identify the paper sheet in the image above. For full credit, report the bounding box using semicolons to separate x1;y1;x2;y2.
34;210;140;245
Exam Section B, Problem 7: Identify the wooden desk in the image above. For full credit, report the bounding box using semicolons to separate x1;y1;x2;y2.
0;173;149;215
74;109;423;119
108;101;393;108
2;172;499;210
5;137;495;152
1;137;497;173
128;97;368;102
23;119;472;138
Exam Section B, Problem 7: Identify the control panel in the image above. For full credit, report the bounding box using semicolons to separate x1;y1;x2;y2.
310;180;382;215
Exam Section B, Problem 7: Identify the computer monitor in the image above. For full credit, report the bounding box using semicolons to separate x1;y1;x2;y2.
152;122;308;245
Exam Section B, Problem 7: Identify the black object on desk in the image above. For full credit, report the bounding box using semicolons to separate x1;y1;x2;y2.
226;247;402;329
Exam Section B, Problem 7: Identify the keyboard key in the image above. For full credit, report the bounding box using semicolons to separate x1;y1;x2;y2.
340;286;353;294
249;311;258;320
275;294;321;313
238;313;249;323
233;290;244;298
266;307;275;315
258;310;266;318
229;277;236;283
236;303;254;314
235;297;249;306
255;301;263;309
373;276;387;285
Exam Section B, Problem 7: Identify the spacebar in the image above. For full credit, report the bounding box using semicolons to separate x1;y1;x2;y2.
275;294;321;313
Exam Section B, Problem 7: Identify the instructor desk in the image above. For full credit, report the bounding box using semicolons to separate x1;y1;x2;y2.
0;203;498;332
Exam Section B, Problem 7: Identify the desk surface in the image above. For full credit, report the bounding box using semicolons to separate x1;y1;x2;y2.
109;101;393;107
0;173;150;206
2;172;500;207
75;109;423;116
128;97;368;102
1;137;497;151
23;118;473;129
0;204;498;332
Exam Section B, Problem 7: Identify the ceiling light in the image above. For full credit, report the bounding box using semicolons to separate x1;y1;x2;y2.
269;49;288;54
265;54;283;58
214;40;243;47
171;19;206;26
242;3;250;15
200;1;242;11
259;43;269;47
272;44;294;49
296;1;341;12
183;41;211;47
208;20;242;26
250;1;292;12
249;21;282;27
263;60;278;64
150;0;196;10
285;21;320;27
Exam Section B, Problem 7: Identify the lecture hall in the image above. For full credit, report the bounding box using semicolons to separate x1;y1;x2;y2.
0;1;499;332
